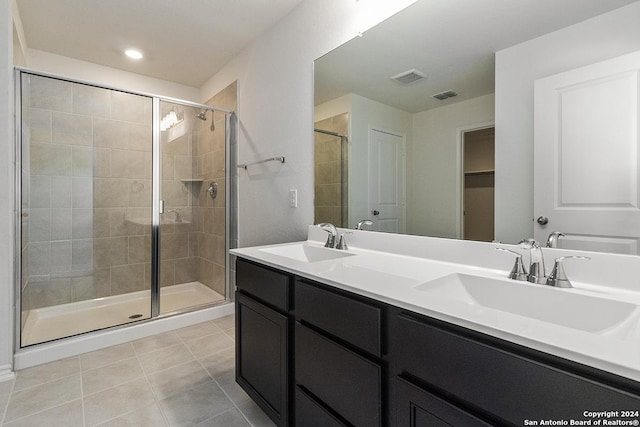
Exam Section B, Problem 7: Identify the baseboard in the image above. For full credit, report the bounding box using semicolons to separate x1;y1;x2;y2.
0;364;15;383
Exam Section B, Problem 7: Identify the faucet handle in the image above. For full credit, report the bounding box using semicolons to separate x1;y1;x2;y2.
335;232;353;250
546;256;590;288
495;248;528;281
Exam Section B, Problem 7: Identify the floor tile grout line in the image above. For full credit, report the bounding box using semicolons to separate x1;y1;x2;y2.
78;343;136;373
80;354;139;376
10;360;81;395
3;317;238;427
176;329;252;425
133;337;171;427
0;378;16;426
180;328;257;427
80;372;147;400
1;398;84;426
79;367;86;427
210;376;257;427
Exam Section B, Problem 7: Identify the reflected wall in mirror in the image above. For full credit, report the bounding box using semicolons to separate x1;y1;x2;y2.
314;0;640;254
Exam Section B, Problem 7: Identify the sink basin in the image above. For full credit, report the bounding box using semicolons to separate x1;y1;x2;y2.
414;273;638;333
259;244;355;263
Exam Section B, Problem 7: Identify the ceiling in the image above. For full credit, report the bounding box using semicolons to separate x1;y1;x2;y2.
314;0;639;113
16;0;304;87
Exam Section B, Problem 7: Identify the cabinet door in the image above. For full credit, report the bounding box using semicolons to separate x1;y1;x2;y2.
395;377;491;427
236;291;290;427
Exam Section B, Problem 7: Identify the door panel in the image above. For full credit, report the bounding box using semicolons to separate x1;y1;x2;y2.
20;73;153;346
534;51;640;253
369;129;405;233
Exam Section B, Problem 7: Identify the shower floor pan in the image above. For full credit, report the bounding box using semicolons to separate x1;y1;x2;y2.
21;282;225;346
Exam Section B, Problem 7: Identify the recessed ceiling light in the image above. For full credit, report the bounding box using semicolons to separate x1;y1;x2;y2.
125;49;143;60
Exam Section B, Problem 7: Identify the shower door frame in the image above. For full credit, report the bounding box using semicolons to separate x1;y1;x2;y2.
13;67;234;349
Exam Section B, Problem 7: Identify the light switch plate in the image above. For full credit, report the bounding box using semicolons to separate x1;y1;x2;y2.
289;189;297;208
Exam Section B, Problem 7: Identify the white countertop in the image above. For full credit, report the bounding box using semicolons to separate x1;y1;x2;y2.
231;227;640;383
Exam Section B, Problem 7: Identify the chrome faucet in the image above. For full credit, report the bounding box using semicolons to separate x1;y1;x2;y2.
495;248;528;281
519;239;546;284
546;231;565;248
546;256;590;288
356;219;373;230
316;223;338;248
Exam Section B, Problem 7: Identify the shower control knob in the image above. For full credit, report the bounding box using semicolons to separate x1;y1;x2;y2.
536;216;549;225
372;210;380;216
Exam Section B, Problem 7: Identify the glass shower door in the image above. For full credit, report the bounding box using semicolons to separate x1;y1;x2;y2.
19;73;153;346
157;100;226;315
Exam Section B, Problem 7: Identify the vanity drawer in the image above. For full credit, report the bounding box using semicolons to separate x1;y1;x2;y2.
391;311;640;424
236;258;291;311
295;279;382;356
295;322;382;427
295;386;347;427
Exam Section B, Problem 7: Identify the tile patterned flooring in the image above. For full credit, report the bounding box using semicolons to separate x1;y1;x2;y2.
0;315;275;427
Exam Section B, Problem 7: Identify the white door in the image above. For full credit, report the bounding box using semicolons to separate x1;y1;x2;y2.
534;51;640;254
369;128;405;233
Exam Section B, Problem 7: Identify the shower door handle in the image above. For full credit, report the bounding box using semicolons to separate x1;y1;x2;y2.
159;199;165;214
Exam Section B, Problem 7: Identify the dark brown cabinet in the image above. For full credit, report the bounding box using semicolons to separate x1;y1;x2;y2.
388;309;640;426
235;260;293;427
235;258;640;427
394;376;491;427
294;279;385;426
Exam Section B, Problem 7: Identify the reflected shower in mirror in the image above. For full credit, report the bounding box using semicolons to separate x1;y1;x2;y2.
313;0;640;254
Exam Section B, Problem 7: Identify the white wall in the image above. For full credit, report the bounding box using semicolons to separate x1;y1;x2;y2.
409;94;494;238
25;49;199;101
200;0;418;247
314;93;351;123
495;1;640;244
0;0;14;380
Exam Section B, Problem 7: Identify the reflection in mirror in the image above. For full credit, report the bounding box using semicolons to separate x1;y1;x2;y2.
314;0;640;254
314;114;349;227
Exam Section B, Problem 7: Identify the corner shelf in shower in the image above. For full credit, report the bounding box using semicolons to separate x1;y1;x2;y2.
180;179;204;183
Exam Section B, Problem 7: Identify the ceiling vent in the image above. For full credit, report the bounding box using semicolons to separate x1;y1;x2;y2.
391;69;427;85
432;90;458;100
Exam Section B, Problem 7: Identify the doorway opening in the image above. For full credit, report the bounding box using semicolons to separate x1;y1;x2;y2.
462;127;495;242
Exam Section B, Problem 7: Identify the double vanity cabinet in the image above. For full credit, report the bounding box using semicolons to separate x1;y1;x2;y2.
234;256;640;426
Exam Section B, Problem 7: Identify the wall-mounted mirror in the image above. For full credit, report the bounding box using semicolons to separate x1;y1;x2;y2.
314;0;640;254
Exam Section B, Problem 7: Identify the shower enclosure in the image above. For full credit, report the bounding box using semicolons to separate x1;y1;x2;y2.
16;70;234;347
314;113;349;227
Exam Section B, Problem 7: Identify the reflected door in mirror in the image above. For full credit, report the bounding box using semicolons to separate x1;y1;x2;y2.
534;51;640;255
369;129;405;233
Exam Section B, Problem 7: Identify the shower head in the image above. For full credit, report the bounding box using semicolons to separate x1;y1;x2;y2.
195;109;216;131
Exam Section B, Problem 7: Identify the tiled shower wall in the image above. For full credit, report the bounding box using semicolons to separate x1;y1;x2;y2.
314;113;348;227
22;74;154;312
